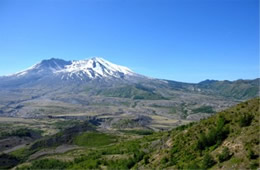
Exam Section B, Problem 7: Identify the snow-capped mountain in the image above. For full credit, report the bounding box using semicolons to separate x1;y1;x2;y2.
57;57;135;80
0;57;146;89
9;57;136;80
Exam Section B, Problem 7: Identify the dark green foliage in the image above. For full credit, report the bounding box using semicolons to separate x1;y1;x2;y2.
11;129;31;137
197;116;229;150
192;105;215;114
144;155;150;164
73;157;100;169
0;128;42;139
218;147;232;162
74;132;117;147
208;116;229;146
161;157;169;164
248;149;258;160
239;114;254;127
250;161;259;170
185;161;200;169
133;151;145;164
106;158;137;170
202;153;216;169
197;133;208;150
0;154;20;169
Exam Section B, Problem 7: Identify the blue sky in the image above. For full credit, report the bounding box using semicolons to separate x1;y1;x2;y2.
0;0;258;83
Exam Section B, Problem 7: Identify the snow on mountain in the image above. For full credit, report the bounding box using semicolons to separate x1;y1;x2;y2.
57;57;134;79
12;58;72;77
8;57;135;80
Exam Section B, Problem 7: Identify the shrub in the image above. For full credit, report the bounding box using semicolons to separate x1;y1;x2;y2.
192;106;215;114
207;128;218;146
161;157;169;164
197;133;207;150
144;155;150;164
248;149;258;159
218;147;232;162
29;159;70;169
239;114;254;127
185;161;200;169
250;161;259;170
202;153;216;169
197;117;229;150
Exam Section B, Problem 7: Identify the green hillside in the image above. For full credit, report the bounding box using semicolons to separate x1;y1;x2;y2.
145;97;260;169
8;98;260;169
96;84;167;100
197;79;259;100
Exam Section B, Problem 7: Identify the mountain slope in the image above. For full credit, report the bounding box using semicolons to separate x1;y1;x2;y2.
197;79;260;100
143;98;260;169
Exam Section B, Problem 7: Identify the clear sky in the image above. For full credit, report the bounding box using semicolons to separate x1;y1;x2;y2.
0;0;259;83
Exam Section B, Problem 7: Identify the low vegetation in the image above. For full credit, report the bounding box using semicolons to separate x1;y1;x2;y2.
97;84;167;100
192;105;215;114
2;98;259;170
0;128;42;139
74;132;117;147
197;79;259;100
119;129;153;135
148;98;260;169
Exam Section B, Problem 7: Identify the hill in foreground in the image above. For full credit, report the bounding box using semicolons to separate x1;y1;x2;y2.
145;97;260;169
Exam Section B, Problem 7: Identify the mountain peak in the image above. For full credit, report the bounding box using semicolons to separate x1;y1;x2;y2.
58;57;134;79
89;56;103;60
9;57;136;80
11;58;72;77
37;58;71;69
